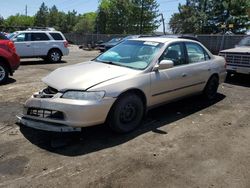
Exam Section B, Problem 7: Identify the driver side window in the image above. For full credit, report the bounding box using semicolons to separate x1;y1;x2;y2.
160;43;186;66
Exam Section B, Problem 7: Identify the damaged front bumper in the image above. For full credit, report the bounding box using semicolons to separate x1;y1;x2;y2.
17;114;81;132
17;91;116;132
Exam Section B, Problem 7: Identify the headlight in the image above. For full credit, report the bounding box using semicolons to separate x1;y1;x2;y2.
62;91;105;101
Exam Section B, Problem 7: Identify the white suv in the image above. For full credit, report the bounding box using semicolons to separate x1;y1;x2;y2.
10;29;69;63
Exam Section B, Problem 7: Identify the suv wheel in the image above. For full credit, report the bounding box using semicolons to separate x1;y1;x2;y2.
0;62;8;84
108;93;144;133
203;75;219;100
47;49;62;63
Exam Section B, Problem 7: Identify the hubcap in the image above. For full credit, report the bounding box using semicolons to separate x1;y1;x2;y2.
120;103;137;123
0;66;6;81
51;52;60;62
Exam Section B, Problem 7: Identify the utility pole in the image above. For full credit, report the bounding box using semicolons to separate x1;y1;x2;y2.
160;13;166;35
139;0;144;34
201;0;208;33
25;5;28;16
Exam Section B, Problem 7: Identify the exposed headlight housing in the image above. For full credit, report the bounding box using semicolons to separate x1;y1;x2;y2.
62;91;105;101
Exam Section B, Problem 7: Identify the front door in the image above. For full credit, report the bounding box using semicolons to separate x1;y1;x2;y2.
13;33;33;57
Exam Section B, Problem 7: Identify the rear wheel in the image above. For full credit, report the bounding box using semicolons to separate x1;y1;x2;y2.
203;75;219;100
0;62;8;84
47;49;62;63
108;93;144;133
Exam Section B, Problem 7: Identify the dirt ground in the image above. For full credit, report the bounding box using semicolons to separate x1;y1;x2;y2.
0;46;249;188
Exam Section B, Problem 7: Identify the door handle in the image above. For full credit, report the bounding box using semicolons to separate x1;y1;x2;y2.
26;43;31;47
182;73;187;77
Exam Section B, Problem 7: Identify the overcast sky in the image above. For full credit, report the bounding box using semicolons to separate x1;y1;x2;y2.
0;0;186;32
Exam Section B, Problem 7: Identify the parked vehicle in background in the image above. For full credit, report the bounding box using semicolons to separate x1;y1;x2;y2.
0;33;20;84
9;29;69;63
219;36;250;75
98;38;123;52
98;35;140;52
18;37;227;133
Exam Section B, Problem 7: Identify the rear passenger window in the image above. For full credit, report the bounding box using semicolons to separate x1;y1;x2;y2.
49;33;64;40
31;33;50;41
186;43;210;63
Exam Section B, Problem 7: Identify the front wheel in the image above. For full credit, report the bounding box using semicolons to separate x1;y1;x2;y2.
47;49;62;63
0;62;9;84
203;75;219;100
108;93;144;133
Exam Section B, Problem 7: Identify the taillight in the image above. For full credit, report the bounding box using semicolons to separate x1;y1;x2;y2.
7;41;16;53
63;41;69;48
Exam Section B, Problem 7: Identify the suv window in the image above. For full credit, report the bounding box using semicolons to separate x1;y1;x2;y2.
160;43;186;66
49;33;64;40
186;43;210;63
15;33;30;42
0;33;8;40
31;33;50;41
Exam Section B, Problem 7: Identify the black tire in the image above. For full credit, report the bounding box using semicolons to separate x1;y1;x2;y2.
0;62;9;84
47;49;62;63
108;93;144;133
203;75;219;100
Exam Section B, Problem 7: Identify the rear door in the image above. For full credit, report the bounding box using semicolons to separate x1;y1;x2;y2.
31;33;51;56
13;33;33;57
183;42;212;90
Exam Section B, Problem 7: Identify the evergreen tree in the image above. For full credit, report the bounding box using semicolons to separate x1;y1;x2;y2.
96;0;159;34
0;16;4;25
169;0;249;34
48;5;59;27
34;2;49;27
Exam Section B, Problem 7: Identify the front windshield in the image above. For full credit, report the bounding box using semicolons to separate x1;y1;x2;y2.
238;37;250;47
7;33;16;39
96;40;163;70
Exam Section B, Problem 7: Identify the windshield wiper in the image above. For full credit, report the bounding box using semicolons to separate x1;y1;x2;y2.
96;60;123;67
95;59;142;70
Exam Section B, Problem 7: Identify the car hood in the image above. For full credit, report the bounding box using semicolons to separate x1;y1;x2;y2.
42;61;139;91
220;47;250;54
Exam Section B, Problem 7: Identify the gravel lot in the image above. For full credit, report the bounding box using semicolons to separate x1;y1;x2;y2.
0;46;249;188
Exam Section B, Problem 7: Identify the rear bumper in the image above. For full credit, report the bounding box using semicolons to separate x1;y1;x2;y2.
62;48;69;56
8;52;20;73
219;71;227;84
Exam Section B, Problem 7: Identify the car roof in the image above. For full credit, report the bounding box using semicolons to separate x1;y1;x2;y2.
131;37;197;44
15;30;62;33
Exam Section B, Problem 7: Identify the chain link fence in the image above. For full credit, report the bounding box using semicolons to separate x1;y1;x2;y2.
64;33;247;54
0;25;247;54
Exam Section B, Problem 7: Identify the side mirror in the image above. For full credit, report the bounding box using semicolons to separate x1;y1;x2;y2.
153;60;174;71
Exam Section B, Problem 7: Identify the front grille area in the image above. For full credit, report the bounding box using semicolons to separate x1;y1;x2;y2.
220;53;250;66
27;108;64;120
